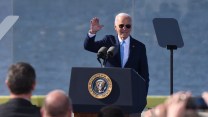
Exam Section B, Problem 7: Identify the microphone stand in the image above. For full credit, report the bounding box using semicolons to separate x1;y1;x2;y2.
97;46;115;68
97;57;107;68
97;57;102;67
102;58;107;68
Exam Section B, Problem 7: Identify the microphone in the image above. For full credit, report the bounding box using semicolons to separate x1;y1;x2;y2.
107;46;115;58
97;47;108;59
97;47;108;67
97;46;116;67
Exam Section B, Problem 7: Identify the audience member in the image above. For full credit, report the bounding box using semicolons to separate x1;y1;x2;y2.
41;89;73;117
202;92;208;105
144;91;208;117
97;105;125;117
0;62;41;117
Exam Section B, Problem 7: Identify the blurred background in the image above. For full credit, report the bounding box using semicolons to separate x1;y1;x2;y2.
0;0;207;96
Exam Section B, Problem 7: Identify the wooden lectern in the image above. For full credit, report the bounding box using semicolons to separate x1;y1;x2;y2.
69;67;147;117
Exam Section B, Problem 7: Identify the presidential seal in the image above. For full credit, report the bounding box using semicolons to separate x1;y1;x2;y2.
88;73;112;99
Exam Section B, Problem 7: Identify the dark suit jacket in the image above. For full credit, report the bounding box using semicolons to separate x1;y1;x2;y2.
84;34;149;94
0;98;41;117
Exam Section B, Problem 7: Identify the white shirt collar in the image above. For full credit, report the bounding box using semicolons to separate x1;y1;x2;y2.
118;36;130;45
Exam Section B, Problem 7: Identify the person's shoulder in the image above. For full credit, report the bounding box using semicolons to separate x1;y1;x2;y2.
0;103;5;109
31;103;41;109
0;100;11;108
131;37;146;47
0;99;41;117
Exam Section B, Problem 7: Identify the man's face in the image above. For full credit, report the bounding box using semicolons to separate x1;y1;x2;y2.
114;16;132;40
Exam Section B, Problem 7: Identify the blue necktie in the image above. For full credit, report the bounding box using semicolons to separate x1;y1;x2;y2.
120;41;125;68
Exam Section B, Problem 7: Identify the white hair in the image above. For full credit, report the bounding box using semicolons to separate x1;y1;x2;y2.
114;13;131;25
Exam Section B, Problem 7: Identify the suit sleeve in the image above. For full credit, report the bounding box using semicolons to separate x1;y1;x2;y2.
84;34;115;53
84;34;109;53
141;45;149;95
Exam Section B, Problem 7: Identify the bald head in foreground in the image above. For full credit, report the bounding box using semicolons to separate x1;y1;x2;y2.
41;90;73;117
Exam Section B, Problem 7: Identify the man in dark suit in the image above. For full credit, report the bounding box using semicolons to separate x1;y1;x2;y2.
84;12;149;93
0;62;41;117
84;13;149;116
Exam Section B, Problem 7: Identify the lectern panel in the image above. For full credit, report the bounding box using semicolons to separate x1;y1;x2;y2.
69;67;146;113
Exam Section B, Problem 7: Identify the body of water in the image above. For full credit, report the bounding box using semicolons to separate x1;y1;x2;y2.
0;0;208;96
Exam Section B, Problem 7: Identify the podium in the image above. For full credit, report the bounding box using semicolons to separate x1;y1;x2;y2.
69;67;147;117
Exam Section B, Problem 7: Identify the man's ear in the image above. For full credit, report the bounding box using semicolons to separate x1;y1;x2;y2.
5;79;9;88
114;25;116;30
5;80;12;93
32;81;36;90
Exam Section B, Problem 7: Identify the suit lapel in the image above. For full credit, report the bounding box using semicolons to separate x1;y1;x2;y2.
114;36;122;67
